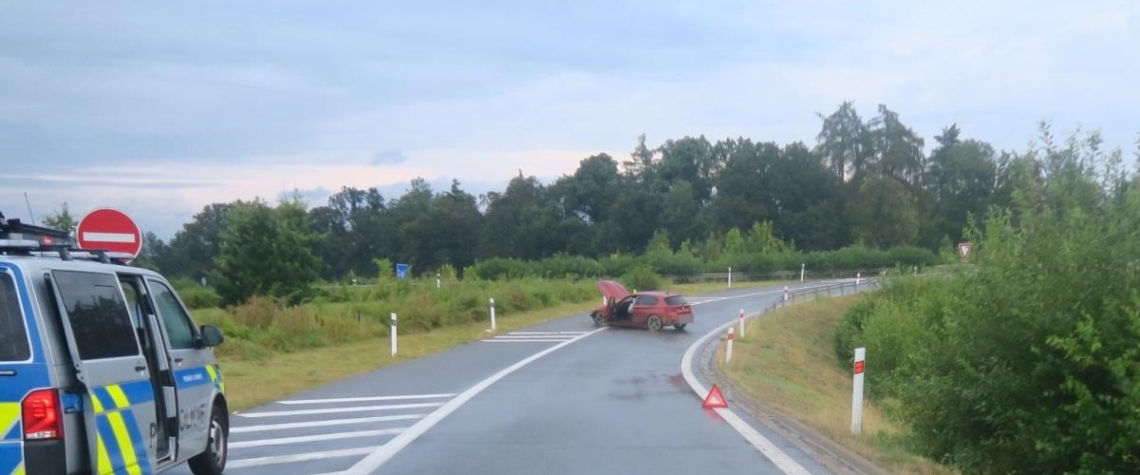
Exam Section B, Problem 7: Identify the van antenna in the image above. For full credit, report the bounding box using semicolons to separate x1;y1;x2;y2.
24;192;36;225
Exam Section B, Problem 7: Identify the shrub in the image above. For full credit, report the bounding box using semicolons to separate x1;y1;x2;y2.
621;265;663;291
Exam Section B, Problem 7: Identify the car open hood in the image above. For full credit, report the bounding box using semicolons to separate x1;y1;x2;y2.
596;280;630;301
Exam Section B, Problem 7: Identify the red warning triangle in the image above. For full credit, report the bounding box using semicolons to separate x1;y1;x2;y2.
702;384;728;409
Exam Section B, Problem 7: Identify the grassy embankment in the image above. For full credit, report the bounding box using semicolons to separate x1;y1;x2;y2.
718;295;955;475
191;278;781;411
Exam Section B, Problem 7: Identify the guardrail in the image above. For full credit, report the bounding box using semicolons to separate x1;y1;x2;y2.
770;278;882;311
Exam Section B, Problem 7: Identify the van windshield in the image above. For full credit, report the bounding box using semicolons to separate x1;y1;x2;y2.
0;272;31;361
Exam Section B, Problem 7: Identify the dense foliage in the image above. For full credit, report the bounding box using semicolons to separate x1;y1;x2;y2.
127;103;1017;282
834;127;1140;474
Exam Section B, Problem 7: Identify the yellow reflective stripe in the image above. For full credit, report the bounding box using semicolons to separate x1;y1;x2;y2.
106;412;141;475
206;364;225;393
95;433;114;475
106;385;130;409
10;461;25;475
0;403;20;439
89;392;105;414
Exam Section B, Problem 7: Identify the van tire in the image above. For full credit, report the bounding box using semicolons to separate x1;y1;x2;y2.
189;404;228;475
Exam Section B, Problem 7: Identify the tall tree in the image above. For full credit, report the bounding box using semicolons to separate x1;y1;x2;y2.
167;203;234;279
40;202;77;233
213;199;321;306
868;104;927;188
925;126;997;245
850;174;920;248
815;101;873;181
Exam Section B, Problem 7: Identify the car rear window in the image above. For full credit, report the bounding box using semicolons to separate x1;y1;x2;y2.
0;272;32;361
665;296;688;306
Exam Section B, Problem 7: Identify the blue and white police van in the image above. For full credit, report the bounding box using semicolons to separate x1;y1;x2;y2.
0;213;229;475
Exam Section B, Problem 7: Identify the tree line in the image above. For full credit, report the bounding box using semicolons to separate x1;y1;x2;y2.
48;101;1126;304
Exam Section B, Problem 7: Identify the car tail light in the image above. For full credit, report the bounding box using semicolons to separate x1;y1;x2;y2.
22;389;63;440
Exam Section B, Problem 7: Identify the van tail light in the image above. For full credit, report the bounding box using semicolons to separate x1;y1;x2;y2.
22;389;63;440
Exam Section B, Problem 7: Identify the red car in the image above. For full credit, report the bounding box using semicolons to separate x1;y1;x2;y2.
591;280;694;331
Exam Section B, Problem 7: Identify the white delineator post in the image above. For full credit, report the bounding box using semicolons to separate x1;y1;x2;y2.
489;298;497;331
728;267;733;288
783;285;789;303
851;347;866;434
725;327;735;363
738;309;745;337
800;263;805;282
436;273;441;289
390;313;398;357
856;272;862;287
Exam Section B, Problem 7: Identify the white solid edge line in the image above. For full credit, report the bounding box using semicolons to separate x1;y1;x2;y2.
345;326;608;475
679;283;838;475
231;414;426;433
491;335;577;339
227;447;376;469
279;394;455;404
236;402;443;418
481;339;573;343
507;331;588;335
230;428;407;449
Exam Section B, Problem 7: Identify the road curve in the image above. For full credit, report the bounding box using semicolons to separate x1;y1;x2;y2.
165;282;838;475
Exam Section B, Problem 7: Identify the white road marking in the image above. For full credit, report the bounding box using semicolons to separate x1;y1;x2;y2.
680;283;837;475
230;428;407;449
280;394;454;405
489;335;576;340
81;232;136;243
480;339;571;343
227;447;376;469
345;326;608;475
236;402;444;418
231;414;426;433
507;331;588;335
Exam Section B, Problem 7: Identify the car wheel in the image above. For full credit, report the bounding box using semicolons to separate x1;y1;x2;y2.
189;404;228;475
647;315;663;332
592;312;607;327
673;324;687;330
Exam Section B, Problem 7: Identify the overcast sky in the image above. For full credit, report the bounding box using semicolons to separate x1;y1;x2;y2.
2;1;1138;239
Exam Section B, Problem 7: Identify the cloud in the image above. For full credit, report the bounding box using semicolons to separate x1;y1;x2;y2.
1;0;1138;239
370;149;407;166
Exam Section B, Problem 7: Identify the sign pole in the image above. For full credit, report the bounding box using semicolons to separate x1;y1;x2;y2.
851;347;866;434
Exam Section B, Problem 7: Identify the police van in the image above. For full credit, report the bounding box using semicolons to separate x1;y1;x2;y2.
0;213;229;475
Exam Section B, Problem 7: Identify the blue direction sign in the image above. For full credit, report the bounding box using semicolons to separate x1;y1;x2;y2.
396;263;409;280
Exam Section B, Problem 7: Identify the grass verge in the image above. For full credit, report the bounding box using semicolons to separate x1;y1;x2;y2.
717;295;955;475
666;279;791;295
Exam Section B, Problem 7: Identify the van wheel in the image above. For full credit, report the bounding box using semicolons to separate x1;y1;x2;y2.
189;405;228;475
647;315;663;332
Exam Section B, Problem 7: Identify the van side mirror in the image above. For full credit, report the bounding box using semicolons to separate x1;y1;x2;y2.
200;325;224;347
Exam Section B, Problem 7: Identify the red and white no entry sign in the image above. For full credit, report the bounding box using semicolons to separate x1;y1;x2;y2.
77;208;142;260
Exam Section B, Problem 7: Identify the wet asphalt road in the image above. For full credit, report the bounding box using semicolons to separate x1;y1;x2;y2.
165;282;840;475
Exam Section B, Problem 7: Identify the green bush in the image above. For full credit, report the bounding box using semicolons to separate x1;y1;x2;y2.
469;258;535;280
835;190;1140;474
621;265;663;291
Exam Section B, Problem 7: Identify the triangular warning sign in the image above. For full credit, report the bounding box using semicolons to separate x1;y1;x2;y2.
957;241;973;262
702;384;728;409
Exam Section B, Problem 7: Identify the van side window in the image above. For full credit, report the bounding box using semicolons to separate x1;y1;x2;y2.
150;281;197;350
53;270;139;360
0;272;31;361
